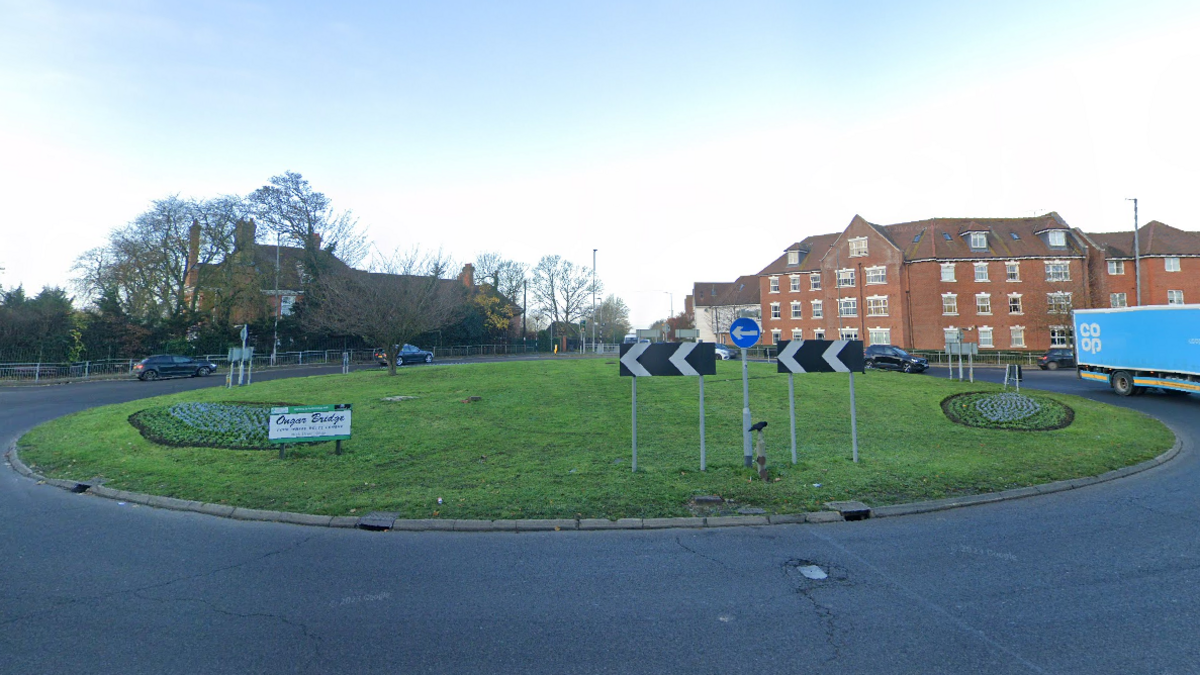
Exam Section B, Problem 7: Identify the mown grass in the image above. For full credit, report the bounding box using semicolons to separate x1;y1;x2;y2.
17;358;1174;519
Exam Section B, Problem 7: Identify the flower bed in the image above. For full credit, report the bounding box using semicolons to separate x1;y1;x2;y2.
940;391;1074;431
129;402;277;449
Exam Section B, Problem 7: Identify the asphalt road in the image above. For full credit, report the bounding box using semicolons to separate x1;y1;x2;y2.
2;365;1198;674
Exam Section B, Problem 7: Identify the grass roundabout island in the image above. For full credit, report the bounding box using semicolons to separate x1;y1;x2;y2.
17;359;1174;520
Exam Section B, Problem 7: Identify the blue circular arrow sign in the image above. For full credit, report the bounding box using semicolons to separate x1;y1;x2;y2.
728;317;761;349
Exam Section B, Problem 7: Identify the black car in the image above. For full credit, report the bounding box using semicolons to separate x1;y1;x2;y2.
376;344;435;367
864;344;928;373
1037;348;1075;370
133;355;219;381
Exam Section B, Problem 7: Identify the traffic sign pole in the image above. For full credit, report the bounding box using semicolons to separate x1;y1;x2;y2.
741;347;751;467
788;373;797;464
631;377;638;472
850;372;859;463
699;376;706;471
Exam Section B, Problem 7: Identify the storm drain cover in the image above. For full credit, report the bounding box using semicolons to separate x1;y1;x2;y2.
358;511;399;531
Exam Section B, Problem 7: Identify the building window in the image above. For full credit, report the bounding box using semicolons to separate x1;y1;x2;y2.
790;302;802;319
840;327;859;340
1006;261;1020;281
1050;326;1069;347
787;250;799;265
849;237;868;257
979;327;994;348
1045;261;1070;282
770;302;781;319
790;275;800;292
838;297;858;317
837;268;856;287
813;329;826;339
942;294;958;315
811;300;823;318
1048;230;1067;247
866;296;888;316
769;277;779;293
1108;260;1125;275
944;327;961;344
1047;292;1073;314
792;329;802;341
771;329;782;344
868;328;891;345
976;294;991;314
1008;294;1023;314
279;295;296;316
1168;290;1185;305
1110;292;1127;308
1166;257;1181;272
974;262;989;282
970;232;987;249
810;273;822;290
1010;326;1026;348
865;266;887;284
941;263;956;282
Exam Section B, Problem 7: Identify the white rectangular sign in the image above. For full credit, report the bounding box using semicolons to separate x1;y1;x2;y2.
268;404;352;443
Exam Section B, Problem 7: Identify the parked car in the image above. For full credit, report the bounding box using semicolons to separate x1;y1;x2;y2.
1037;348;1075;370
133;355;219;381
376;344;435;367
713;344;736;360
864;345;928;373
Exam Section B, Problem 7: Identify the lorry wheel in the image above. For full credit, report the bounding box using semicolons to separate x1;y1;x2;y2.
1112;371;1136;397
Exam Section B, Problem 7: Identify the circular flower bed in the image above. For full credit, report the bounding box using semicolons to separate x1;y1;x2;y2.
129;402;277;449
941;391;1074;431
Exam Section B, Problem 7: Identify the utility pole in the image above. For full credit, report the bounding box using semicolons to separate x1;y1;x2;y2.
271;230;280;366
1127;198;1141;306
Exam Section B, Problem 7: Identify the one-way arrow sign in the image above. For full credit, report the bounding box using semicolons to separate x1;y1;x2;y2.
620;342;716;377
776;339;864;374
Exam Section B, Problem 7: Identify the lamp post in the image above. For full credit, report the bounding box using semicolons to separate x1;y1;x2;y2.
1126;198;1141;306
592;249;597;353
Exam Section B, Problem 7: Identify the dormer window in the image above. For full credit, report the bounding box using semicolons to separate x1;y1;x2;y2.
1048;230;1067;247
849;237;868;257
787;250;799;265
969;232;987;249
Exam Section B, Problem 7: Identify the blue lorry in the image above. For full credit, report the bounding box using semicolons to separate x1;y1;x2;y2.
1074;305;1200;396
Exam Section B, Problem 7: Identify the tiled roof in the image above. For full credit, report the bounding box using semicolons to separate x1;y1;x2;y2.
693;275;760;307
757;234;839;275
881;212;1082;260
1089;221;1200;257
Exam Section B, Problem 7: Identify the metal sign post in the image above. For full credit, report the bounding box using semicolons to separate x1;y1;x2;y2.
620;342;716;472
729;317;761;468
238;325;248;386
849;372;859;463
631;377;638;472
776;339;865;463
788;372;797;464
699;375;706;471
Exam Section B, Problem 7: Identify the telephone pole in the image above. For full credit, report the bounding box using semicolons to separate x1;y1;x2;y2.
1126;198;1141;306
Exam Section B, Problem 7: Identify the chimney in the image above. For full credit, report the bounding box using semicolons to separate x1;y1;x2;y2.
460;263;475;288
185;219;201;288
311;231;322;250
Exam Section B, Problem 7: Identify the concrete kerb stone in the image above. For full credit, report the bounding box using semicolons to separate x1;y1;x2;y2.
644;517;704;529
707;515;770;527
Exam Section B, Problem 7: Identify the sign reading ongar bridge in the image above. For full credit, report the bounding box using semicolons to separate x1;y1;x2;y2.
268;404;353;443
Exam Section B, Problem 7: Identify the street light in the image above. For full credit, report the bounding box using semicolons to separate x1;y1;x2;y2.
592;249;597;352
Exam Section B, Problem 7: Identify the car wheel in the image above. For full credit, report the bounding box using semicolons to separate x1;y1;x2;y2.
1047;361;1059;371
902;362;913;373
1112;371;1136;397
142;370;159;381
425;354;433;364
196;367;210;377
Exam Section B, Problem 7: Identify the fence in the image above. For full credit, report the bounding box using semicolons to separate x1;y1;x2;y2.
909;349;1044;367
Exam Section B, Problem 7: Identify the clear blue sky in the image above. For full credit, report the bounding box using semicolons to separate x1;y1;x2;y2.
2;0;1198;326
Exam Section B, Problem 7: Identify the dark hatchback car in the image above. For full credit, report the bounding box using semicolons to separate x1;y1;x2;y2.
375;344;435;367
864;344;928;373
133;355;219;381
1037;348;1075;370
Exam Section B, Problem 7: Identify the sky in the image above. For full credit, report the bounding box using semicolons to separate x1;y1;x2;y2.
2;0;1199;328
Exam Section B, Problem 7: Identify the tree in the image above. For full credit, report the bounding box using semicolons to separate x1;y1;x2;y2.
0;286;78;362
248;171;368;271
301;249;465;375
528;255;599;341
473;252;528;303
590;294;632;343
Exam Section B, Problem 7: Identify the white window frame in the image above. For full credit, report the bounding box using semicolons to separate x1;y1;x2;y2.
812;329;826;340
976;293;992;315
789;275;800;292
787;250;799;266
944;327;961;344
978;327;994;348
974;262;989;282
1108;260;1125;275
838;297;858;317
1050;326;1069;347
1006;261;1020;282
941;263;956;282
811;300;823;319
769;276;780;293
1110;292;1127;308
1047;292;1072;314
1010;325;1026;348
770;302;781;319
839;327;859;341
790;301;802;319
848;237;868;258
1008;294;1023;314
942;293;958;315
771;329;782;344
1045;261;1071;282
791;329;802;342
865;266;887;285
1168;290;1185;305
866;295;888;317
809;272;822;290
1048;230;1067;247
868;328;891;346
836;268;856;288
1166;257;1181;272
969;232;987;249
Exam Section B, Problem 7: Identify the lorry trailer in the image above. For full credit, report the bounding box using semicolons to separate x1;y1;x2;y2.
1073;305;1200;396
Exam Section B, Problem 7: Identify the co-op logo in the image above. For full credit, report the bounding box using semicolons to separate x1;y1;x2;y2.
1078;322;1102;354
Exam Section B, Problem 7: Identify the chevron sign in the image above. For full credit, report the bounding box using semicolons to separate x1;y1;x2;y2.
776;339;864;374
620;342;716;377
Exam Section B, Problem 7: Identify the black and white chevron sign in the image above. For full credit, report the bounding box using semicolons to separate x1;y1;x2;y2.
619;342;716;377
776;339;864;374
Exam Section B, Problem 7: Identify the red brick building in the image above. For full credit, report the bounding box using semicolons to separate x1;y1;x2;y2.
751;214;1199;352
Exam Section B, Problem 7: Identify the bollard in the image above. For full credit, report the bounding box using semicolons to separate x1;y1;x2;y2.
750;421;768;481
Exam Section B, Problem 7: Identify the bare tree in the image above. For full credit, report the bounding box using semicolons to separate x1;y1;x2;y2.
248;171;369;269
590;294;632;343
528;255;600;340
303;250;465;375
473;252;528;302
